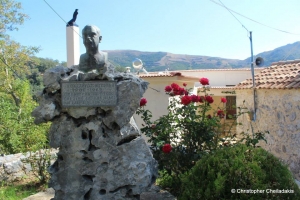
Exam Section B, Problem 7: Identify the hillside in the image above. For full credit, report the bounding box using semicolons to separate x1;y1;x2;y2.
249;41;300;67
105;50;247;72
104;41;300;72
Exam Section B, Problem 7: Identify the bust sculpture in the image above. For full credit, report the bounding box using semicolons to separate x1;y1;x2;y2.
78;25;108;75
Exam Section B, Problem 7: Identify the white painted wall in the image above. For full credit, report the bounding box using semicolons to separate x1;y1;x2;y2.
175;69;264;87
66;26;80;67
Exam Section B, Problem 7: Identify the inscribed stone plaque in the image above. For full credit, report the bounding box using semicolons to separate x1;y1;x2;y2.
61;81;117;107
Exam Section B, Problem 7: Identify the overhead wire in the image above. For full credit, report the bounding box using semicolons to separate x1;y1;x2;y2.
218;0;249;33
209;0;300;36
216;0;253;64
42;0;82;38
212;0;300;62
3;0;83;81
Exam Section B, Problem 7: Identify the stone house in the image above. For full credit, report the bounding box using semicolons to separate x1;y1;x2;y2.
235;60;300;180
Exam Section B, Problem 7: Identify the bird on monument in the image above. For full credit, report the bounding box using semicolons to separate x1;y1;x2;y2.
67;9;78;26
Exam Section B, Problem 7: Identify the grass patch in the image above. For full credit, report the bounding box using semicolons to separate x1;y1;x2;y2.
0;179;46;200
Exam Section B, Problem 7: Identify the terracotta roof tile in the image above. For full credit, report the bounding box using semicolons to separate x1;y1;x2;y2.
138;72;182;78
235;60;300;89
168;68;263;72
210;86;235;89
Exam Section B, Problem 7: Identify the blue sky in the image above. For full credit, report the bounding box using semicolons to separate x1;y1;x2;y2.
8;0;300;62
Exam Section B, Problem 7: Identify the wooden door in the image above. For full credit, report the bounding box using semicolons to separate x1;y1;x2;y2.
225;96;236;119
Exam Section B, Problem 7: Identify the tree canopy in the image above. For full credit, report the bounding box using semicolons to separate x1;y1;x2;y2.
0;0;50;154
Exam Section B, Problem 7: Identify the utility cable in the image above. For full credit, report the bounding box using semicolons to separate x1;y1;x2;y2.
218;0;249;33
216;0;259;121
217;0;299;62
42;0;82;38
210;0;300;36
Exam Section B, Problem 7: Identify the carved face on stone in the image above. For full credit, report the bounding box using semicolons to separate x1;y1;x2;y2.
82;25;102;53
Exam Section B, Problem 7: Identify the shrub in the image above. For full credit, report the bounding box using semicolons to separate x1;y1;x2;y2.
136;78;269;196
180;144;300;200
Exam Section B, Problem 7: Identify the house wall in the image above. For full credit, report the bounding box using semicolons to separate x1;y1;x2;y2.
176;69;264;87
134;76;198;141
236;89;300;179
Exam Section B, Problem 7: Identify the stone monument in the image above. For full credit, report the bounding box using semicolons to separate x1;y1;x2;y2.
32;25;157;200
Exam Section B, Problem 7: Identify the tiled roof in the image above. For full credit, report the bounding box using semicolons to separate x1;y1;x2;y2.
210;86;235;89
138;68;263;78
138;72;182;78
168;68;262;72
235;60;300;89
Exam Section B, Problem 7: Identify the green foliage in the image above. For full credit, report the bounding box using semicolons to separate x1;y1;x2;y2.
0;181;41;200
180;144;300;200
24;149;53;184
144;96;219;173
0;0;51;184
0;0;29;37
0;80;50;154
155;170;181;192
136;81;270;197
26;56;66;96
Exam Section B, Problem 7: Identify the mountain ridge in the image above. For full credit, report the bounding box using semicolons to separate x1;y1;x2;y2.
104;41;300;72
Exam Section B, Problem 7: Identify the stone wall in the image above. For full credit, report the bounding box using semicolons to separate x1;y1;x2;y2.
0;149;58;182
236;89;300;179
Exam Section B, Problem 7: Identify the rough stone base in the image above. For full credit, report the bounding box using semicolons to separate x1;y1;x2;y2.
32;66;158;199
23;185;177;200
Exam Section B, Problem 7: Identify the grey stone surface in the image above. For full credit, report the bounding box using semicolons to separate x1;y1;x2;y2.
31;99;60;124
23;185;177;200
0;150;58;182
23;188;55;200
43;66;72;92
32;66;157;200
66;107;97;119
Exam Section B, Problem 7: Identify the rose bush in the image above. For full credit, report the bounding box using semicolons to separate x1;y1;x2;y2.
136;78;268;196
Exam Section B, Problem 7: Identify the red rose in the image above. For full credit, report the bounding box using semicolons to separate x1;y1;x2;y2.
217;110;225;118
171;83;180;89
205;95;214;104
184;90;189;95
183;83;187;87
198;96;204;103
199;77;209;85
140;98;147;107
221;97;227;103
179;87;185;95
173;88;180;95
165;86;172;92
162;144;172;153
181;95;192;105
190;94;199;102
173;87;185;96
207;114;212;119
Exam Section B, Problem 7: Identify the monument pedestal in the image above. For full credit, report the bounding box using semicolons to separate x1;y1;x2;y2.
32;66;157;200
66;25;80;68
